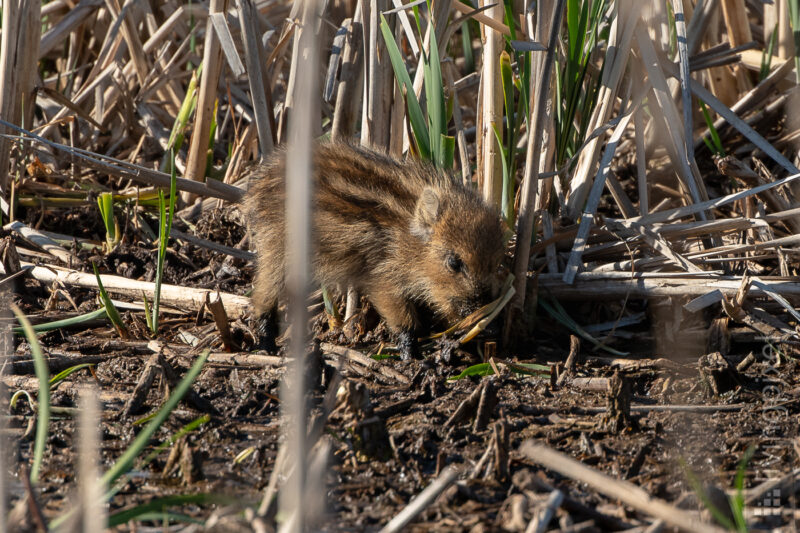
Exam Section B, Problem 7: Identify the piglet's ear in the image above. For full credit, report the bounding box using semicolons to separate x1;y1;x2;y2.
411;187;440;241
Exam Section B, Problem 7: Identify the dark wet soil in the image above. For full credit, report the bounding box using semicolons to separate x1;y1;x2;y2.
3;205;799;532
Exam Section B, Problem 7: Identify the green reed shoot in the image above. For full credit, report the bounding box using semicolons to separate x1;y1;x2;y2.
555;0;607;168
760;23;778;81
381;1;455;168
92;262;129;338
11;307;108;334
97;192;118;251
49;350;211;531
151;150;178;334
699;100;725;157
100;349;209;488
11;305;50;484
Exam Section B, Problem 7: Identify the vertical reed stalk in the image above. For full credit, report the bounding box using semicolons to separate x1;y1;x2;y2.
237;0;275;159
280;0;319;530
479;0;504;207
78;388;106;533
0;0;41;196
183;0;228;204
507;0;566;337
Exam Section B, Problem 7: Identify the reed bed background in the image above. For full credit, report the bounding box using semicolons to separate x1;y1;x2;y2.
0;0;799;530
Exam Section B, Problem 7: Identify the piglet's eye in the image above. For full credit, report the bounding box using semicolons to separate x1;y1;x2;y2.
446;254;464;273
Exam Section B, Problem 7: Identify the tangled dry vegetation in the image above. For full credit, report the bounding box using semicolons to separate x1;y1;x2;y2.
1;0;799;531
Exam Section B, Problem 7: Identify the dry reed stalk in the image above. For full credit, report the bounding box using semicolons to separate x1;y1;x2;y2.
539;273;800;300
562;97;637;283
0;120;244;201
521;442;728;533
39;0;103;57
507;0;565;331
719;0;754;92
183;0;228;205
633;100;648;215
361;0;393;149
77;388;106;533
443;62;471;185
662;59;800;177
4;221;80;265
331;5;364;323
4;261;251;318
566;0;640;216
479;0;503;207
0;0;41;194
237;0;275;158
636;26;712;216
451;1;510;36
378;466;460;533
280;0;319;529
0;331;6;533
331;5;364;141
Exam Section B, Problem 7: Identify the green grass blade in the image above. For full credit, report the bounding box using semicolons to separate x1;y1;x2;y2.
539;298;628;356
152;150;178;334
760;23;778;81
92;262;128;337
107;493;240;527
380;13;431;160
424;11;447;167
731;445;755;532
50;363;94;389
143;293;154;332
699;100;724;156
321;286;341;321
167;65;201;152
12;307;108;334
491;124;513;228
448;363;493;380
12;305;50;484
440;134;455;170
100;349;210;487
681;459;737;531
449;361;550;380
461;21;474;73
138;415;210;470
97;192;115;250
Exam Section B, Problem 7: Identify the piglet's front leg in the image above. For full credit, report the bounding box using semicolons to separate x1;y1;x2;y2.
368;288;421;360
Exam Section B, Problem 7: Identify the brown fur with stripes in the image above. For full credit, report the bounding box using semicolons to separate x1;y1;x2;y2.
243;142;506;340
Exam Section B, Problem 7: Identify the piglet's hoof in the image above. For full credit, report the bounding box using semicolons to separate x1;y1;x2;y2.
255;313;278;353
396;331;419;360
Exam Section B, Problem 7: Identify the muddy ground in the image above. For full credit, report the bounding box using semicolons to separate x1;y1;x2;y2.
3;203;799;532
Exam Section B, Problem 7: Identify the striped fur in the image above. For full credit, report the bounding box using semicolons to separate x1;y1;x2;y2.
243;142;506;335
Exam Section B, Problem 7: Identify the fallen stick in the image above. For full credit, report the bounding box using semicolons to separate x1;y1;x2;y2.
536;274;800;300
4;221;80;265
378;466;460;533
6;261;251;319
320;343;409;385
520;441;728;533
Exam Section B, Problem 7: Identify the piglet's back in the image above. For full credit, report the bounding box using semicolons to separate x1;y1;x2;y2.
243;142;460;286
